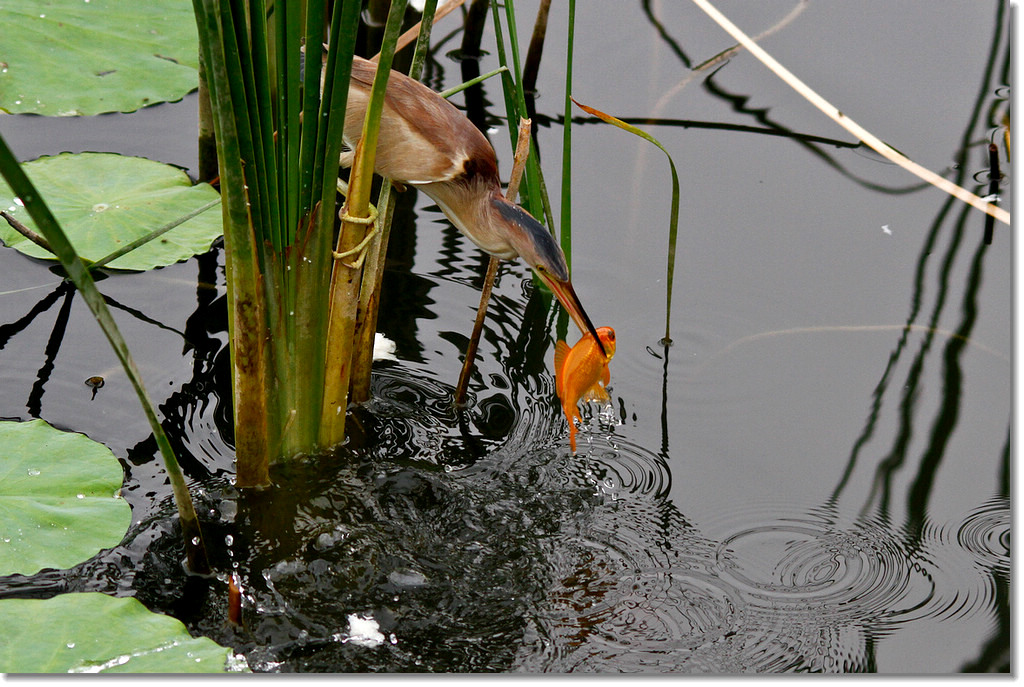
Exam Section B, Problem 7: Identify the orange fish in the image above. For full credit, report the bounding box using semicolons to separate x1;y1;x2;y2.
553;326;617;452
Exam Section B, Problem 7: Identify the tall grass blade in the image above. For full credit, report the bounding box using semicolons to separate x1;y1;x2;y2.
320;0;408;445
571;98;681;344
438;66;509;98
193;0;272;486
350;0;442;404
560;0;576;267
0;135;210;575
489;0;547;222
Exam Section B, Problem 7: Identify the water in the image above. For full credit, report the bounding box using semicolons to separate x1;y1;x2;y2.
0;0;1010;673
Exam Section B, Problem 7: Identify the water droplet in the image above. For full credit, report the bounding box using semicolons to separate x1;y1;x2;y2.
76;494;85;499
92;203;109;213
26;468;40;476
66;643;75;649
224;534;234;546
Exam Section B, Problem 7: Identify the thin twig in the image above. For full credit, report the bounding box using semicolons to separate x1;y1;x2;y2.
455;117;533;406
90;198;221;270
2;210;55;255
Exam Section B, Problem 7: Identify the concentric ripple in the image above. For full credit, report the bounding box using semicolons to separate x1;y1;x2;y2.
909;496;1010;625
949;497;1010;575
571;436;672;500
515;497;748;672
705;502;933;627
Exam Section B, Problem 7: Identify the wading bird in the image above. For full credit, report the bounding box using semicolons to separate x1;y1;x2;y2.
340;55;604;353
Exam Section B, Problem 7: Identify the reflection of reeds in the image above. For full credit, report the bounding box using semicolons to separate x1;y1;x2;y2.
831;1;1010;531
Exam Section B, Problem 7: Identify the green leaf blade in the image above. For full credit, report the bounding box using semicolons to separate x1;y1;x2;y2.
572;98;681;342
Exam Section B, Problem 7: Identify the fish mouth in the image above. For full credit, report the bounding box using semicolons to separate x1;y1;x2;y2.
536;271;607;357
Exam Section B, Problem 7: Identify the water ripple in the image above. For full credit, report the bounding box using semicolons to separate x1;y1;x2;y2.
705;502;934;628
515;497;747;672
909;497;1009;625
949;497;1010;575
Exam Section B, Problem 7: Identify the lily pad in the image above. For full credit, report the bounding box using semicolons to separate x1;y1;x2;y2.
0;0;199;116
0;593;242;673
0;152;222;271
0;419;131;576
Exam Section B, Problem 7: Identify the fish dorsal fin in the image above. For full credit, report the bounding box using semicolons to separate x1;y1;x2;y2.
553;340;571;397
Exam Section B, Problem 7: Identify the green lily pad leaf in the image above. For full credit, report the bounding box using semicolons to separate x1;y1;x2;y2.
0;593;244;673
0;153;222;271
0;419;131;576
0;0;199;115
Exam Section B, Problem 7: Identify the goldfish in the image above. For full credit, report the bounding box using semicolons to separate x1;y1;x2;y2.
553;326;617;453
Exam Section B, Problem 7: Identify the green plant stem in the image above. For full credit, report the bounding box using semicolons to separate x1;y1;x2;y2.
560;0;575;268
193;0;272;487
320;0;408;445
438;66;509;98
350;0;441;405
0;134;210;575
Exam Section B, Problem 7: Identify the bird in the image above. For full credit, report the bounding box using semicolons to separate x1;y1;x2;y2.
339;55;604;353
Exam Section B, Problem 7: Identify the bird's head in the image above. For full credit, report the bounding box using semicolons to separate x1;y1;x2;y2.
491;197;606;356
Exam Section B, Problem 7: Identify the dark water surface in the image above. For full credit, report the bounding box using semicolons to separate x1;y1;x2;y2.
0;1;1010;673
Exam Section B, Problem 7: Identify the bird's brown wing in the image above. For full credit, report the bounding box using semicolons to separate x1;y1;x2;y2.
345;57;498;186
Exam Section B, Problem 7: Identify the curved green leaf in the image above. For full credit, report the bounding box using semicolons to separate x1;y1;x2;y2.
0;153;222;271
0;419;131;576
0;0;199;116
0;593;242;673
571;97;681;343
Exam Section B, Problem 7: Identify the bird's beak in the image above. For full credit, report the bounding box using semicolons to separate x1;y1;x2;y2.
536;271;607;357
